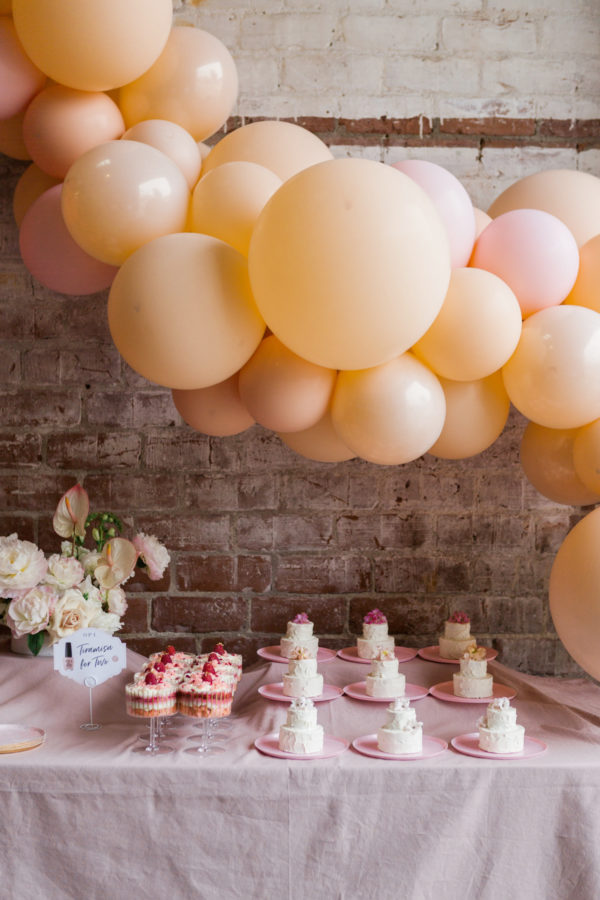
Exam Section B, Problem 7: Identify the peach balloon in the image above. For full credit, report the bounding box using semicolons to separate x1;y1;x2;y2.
278;410;355;463
172;375;255;437
0;17;46;119
123;120;202;190
13;163;60;226
23;84;125;179
0;109;30;160
108;232;265;390
0;2;12;14
331;353;446;466
391;159;476;268
12;0;172;91
549;507;600;680
412;267;522;382
573;419;600;495
190;161;282;256
502;306;600;430
202;120;333;183
473;207;492;239
520;422;600;506
19;185;118;295
488;169;600;248
470;209;579;318
427;372;510;460
118;27;238;143
61;140;189;266
563;234;600;314
238;335;336;433
249;158;451;371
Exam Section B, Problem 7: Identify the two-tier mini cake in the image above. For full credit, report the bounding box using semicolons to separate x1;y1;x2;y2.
280;612;319;659
365;648;406;698
377;697;423;755
357;608;395;659
439;611;477;659
278;697;324;754
282;647;324;698
453;646;493;698
478;697;525;753
125;672;177;718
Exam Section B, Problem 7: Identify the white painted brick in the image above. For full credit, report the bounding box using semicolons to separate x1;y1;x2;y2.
436;97;535;118
539;15;600;56
487;0;594;12
173;9;241;47
234;54;281;100
441;15;537;56
342;14;439;53
240;93;341;118
282;52;383;96
482;57;578;98
578;150;600;177
239;13;338;51
331;144;385;163
384;55;480;97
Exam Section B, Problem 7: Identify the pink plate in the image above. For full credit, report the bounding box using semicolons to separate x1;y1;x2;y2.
257;646;337;664
343;681;429;702
352;733;447;761
451;732;547;761
258;682;343;703
337;646;418;664
0;723;45;754
254;732;349;760
418;645;498;664
429;681;516;704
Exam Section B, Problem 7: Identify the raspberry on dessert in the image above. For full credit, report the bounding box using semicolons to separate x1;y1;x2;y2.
154;661;166;672
161;653;173;665
166;645;176;655
213;643;225;655
202;672;215;683
145;671;160;685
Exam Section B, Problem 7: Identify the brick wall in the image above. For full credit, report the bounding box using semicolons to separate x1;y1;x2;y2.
1;0;599;674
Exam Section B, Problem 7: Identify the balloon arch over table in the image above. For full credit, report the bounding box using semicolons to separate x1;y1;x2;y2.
2;0;600;679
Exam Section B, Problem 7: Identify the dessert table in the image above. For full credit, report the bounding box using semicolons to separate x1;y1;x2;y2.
1;643;599;900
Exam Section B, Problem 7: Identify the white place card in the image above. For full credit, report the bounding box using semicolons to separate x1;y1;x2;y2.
53;629;126;687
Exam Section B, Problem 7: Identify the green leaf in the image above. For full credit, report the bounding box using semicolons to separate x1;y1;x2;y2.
27;632;46;657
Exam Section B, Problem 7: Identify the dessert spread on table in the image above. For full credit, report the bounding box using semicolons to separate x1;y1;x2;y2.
356;608;395;659
438;611;477;659
452;646;493;698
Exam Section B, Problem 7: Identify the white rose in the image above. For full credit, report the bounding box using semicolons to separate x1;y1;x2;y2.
6;584;58;637
48;588;94;641
106;586;127;617
88;609;122;634
44;553;85;590
77;575;102;610
0;534;48;598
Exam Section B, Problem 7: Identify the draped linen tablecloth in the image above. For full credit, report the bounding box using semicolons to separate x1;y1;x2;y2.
1;641;600;900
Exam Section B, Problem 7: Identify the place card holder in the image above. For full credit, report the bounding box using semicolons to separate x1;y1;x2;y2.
53;629;126;731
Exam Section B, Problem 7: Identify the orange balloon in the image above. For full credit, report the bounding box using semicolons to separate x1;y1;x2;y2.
563;234;600;314
238;335;336;433
573;419;600;495
428;372;510;460
0;109;30;160
0;16;46;119
123;120;202;190
172;375;255;437
278;410;355;463
13;163;60;227
119;26;238;142
520;422;600;506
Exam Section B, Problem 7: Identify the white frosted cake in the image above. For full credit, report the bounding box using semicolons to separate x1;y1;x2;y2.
282;648;324;698
280;612;319;659
278;697;324;754
439;611;477;659
377;697;423;755
453;647;493;698
365;649;406;698
478;697;525;753
357;609;395;659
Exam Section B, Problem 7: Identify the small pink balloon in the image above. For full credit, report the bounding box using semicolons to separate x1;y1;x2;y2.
471;208;580;318
0;17;46;119
172;375;255;437
19;184;118;295
391;159;476;268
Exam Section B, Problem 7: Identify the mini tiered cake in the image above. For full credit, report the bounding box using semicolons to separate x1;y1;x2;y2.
377;697;423;755
439;611;477;659
279;697;324;754
478;697;524;753
282;647;324;698
280;612;319;659
357;608;395;660
365;648;406;698
453;647;493;698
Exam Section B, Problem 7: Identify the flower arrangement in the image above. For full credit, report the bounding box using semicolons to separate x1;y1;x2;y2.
0;484;170;656
292;612;310;624
448;611;470;624
467;645;487;660
363;608;387;625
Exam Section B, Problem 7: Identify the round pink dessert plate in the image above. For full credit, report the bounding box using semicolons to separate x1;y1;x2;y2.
352;733;447;761
258;682;343;703
451;732;548;761
337;646;418;664
254;733;349;760
418;645;498;664
343;681;429;702
0;724;45;754
429;681;516;704
257;646;337;664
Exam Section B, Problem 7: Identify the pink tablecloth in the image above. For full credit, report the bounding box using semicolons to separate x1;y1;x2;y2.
1;644;599;900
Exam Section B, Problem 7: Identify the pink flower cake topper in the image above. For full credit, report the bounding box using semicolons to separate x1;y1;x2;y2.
363;608;387;624
293;612;310;624
448;611;470;624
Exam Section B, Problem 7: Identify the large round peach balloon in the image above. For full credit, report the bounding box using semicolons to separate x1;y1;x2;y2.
123;120;202;190
391;159;476;268
0;109;30;160
0;17;46;119
563;234;600;314
488;169;600;248
12;0;172;91
23;85;125;179
573;419;600;495
412;267;522;381
13;163;60;226
118;27;238;143
278;410;355;463
19;185;118;295
502;306;600;429
549;507;600;679
249;158;451;371
190;161;282;257
172;375;255;437
238;335;336;433
202;120;333;183
331;353;446;465
108;233;265;390
61;140;189;266
427;372;510;460
520;422;600;506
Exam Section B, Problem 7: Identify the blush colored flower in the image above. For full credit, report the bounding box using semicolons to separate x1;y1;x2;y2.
106;586;127;617
53;484;90;539
0;534;48;598
6;584;57;637
87;609;122;634
449;611;470;624
94;538;138;589
44;553;85;590
132;533;170;581
48;588;94;641
364;608;387;625
292;612;310;624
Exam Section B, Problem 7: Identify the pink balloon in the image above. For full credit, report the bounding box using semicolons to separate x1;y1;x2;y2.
391;159;476;268
0;17;46;119
471;209;579;318
172;375;255;437
19;184;118;295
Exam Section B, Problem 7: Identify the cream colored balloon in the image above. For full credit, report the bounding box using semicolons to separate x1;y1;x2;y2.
108;232;265;390
520;422;600;506
202;120;333;182
563;234;600;314
249;158;451;371
473;207;492;239
172;375;255;437
191;161;282;256
13;164;60;226
331;353;446;465
123;120;202;190
427;372;510;460
573;419;600;495
278;410;355;463
413;268;522;382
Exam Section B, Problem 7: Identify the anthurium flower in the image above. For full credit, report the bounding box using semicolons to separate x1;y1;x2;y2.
94;537;137;590
53;484;90;539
